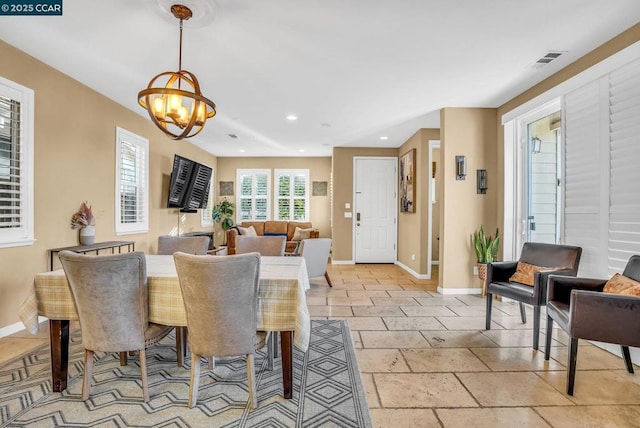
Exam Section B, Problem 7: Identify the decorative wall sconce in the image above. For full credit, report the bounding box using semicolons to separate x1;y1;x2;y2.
455;155;466;180
532;137;542;154
477;169;487;194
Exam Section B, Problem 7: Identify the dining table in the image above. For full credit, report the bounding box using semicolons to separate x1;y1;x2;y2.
19;255;311;399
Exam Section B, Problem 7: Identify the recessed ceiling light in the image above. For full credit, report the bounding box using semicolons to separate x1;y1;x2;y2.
299;149;305;153
239;149;245;153
320;123;331;127
286;115;298;121
380;136;389;140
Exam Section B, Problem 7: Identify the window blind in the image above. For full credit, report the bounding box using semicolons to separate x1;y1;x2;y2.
237;169;270;221
275;169;309;221
0;96;21;230
115;127;148;234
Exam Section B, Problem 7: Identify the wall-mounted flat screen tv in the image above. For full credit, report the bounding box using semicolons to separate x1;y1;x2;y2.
167;155;212;213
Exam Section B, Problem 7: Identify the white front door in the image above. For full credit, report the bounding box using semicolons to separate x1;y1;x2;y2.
354;157;397;263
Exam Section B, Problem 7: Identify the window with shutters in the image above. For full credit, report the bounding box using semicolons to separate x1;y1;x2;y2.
236;169;270;222
115;127;149;234
0;77;34;248
201;171;214;227
274;169;309;221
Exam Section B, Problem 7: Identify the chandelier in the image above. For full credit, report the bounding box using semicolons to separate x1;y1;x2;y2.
138;4;216;140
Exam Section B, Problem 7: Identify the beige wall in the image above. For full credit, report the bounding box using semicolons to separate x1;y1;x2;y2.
439;108;497;291
397;129;440;274
331;147;398;261
215;157;332;245
0;41;217;329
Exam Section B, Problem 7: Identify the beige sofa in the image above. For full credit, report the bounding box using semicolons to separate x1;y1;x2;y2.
226;221;319;255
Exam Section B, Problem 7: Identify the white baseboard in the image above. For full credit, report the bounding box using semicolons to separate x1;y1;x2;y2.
437;286;482;295
331;260;354;265
0;316;47;338
395;261;430;279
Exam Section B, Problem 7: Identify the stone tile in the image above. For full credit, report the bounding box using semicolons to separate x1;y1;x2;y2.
371;297;419;306
327;296;372;306
448;304;507;317
306;288;347;298
453;295;486;306
352;306;405;317
457;372;574;406
386;290;431;298
422;330;498;348
400;306;458;317
332;282;367;290
481;329;552;348
346;290;391;298
402;348;489;372
437;316;503;330
436;408;550;428
536;370;640;405
375;373;477;407
472;347;564;371
363;283;404;291
383;317;445;331
370;409;439;428
0;337;48;365
356;349;410;373
351;330;363;349
535;405;640;427
308;305;354;317
414;296;467;306
305;296;327;306
360;331;430;349
360;373;380;408
347;317;388;331
547;343;635;370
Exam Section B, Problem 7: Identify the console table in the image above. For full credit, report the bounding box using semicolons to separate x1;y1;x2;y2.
48;241;135;271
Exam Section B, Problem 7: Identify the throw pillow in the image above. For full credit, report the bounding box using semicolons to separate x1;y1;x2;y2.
603;273;640;296
509;261;561;286
237;225;257;237
292;227;314;241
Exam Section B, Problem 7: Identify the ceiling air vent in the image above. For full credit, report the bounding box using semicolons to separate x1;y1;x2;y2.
227;133;238;139
531;51;565;69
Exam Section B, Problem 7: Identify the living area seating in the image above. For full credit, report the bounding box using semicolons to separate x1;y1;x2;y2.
226;221;319;255
157;235;210;255
485;242;582;350
298;238;333;287
235;236;286;256
544;255;640;395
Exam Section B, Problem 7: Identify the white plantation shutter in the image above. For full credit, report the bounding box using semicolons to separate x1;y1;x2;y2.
563;80;606;277
201;172;214;227
237;169;270;221
275;169;309;221
0;77;34;247
607;59;640;275
115;127;148;234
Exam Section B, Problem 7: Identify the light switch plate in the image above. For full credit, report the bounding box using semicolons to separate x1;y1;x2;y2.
345;203;351;209
344;212;352;218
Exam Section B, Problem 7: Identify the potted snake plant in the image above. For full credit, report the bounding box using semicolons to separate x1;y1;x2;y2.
473;226;500;282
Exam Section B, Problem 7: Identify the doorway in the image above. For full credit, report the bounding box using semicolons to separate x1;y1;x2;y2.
427;140;440;278
353;157;397;263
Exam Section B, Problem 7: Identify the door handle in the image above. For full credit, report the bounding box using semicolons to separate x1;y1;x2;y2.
356;212;361;221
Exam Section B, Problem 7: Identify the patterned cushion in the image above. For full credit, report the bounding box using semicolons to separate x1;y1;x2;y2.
603;273;640;296
237;225;257;237
509;261;560;286
292;227;315;241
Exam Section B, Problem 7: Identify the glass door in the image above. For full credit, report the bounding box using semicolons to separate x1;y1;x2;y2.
525;112;561;243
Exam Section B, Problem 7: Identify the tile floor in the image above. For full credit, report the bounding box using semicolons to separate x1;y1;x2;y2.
3;263;640;427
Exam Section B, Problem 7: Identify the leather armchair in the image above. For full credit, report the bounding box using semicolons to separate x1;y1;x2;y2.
544;255;640;395
485;242;582;350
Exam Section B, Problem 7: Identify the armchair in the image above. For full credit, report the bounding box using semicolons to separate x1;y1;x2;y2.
544;255;640;395
485;242;582;350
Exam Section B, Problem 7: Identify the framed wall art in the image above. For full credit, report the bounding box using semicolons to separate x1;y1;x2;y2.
400;148;416;213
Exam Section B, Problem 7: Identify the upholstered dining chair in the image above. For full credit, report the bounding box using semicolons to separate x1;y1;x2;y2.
544;255;640;395
235;235;286;256
485;242;582;350
58;251;173;402
173;252;271;409
298;238;333;287
157;235;210;367
158;235;210;255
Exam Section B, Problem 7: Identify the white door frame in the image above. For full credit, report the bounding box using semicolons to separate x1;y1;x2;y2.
427;140;440;279
352;156;398;263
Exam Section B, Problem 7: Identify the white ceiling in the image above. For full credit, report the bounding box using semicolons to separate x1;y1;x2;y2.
1;0;640;157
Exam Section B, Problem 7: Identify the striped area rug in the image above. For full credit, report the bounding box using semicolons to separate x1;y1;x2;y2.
0;320;372;427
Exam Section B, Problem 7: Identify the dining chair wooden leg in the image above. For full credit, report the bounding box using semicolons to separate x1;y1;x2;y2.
120;352;128;366
82;350;94;401
324;271;333;287
176;327;188;367
272;332;279;358
622;346;635;373
189;353;201;408
246;353;257;409
139;349;149;402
